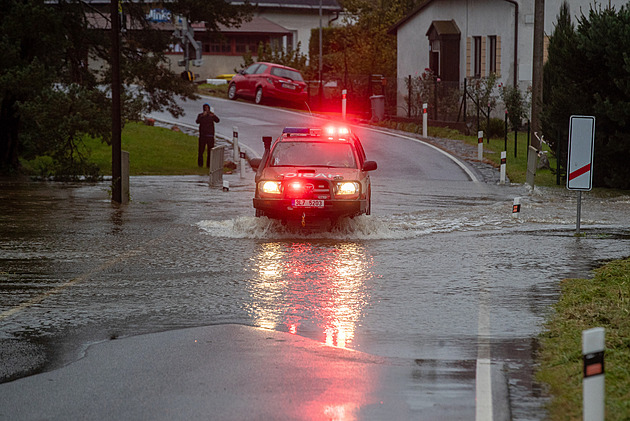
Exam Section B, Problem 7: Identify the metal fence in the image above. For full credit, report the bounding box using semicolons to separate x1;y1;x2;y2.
303;74;477;126
303;74;508;135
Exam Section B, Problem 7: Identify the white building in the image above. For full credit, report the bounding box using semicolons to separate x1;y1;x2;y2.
388;0;628;117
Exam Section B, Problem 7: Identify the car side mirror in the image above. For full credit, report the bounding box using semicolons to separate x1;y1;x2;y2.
250;158;261;170
363;160;377;171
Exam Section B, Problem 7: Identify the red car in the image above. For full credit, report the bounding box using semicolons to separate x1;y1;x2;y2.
251;126;377;227
227;62;308;106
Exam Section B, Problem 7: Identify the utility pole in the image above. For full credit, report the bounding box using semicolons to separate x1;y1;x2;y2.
110;0;122;203
527;0;545;186
318;0;323;108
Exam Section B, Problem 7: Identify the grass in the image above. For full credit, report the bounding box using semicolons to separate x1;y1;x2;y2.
536;257;630;420
84;122;209;176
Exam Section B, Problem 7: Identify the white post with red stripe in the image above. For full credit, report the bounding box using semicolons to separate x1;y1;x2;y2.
500;151;507;184
583;327;605;421
342;89;347;120
422;103;428;137
567;115;596;234
478;131;484;161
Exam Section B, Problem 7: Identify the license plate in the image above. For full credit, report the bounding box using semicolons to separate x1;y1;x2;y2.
282;83;296;90
292;199;324;208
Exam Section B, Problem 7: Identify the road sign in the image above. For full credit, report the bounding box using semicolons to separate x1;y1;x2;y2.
567;115;595;191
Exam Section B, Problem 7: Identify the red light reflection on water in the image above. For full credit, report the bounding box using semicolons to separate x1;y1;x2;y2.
248;241;372;349
247;242;377;419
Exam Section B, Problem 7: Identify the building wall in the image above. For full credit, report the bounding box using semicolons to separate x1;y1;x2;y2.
257;9;340;53
164;9;340;79
394;0;628;117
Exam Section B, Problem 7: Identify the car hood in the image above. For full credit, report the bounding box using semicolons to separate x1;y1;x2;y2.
258;167;363;182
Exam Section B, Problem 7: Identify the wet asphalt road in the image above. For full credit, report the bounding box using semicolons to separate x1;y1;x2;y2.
1;100;629;419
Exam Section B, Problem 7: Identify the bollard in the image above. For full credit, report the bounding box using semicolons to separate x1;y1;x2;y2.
422;103;428;137
500;151;507;184
222;180;229;192
121;150;130;204
342;89;347;120
478;131;484;161
583;328;605;421
232;126;239;170
239;151;246;179
512;197;521;218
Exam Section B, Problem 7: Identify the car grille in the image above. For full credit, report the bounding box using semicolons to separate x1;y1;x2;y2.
284;179;331;200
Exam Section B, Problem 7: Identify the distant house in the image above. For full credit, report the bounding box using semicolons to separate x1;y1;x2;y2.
175;0;343;78
87;0;342;79
388;0;627;117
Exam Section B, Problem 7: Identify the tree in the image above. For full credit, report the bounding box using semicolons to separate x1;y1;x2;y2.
542;2;630;189
541;1;581;178
0;0;252;177
308;0;412;80
238;42;308;73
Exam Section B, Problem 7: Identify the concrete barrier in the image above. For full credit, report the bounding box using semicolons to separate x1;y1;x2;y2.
209;146;225;186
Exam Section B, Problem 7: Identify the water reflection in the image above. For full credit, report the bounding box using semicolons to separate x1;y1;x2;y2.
246;241;376;420
247;241;372;349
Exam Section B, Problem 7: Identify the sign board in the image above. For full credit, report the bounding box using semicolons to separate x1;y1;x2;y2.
567;115;595;191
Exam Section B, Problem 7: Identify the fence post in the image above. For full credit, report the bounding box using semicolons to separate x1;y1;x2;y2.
504;110;508;152
407;75;412;119
423;103;428;137
463;78;467;121
487;104;491;143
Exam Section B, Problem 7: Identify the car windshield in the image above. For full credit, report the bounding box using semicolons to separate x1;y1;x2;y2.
270;141;357;168
270;67;304;82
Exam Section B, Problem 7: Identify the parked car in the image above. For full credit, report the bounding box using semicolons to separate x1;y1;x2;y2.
250;126;377;228
227;62;308;106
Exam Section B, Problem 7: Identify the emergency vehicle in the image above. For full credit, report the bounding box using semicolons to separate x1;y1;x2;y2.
251;126;377;227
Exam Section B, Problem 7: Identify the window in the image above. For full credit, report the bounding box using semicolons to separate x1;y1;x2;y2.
473;36;482;78
488;36;497;74
235;36;261;54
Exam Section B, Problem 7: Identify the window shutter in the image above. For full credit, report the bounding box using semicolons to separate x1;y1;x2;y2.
466;37;471;78
496;36;502;77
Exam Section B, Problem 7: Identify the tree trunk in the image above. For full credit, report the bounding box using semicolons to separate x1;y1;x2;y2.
0;97;20;173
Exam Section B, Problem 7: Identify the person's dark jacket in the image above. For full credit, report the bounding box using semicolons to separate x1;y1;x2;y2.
196;112;220;137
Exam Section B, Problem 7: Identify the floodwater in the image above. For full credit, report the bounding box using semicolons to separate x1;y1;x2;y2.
1;173;628;419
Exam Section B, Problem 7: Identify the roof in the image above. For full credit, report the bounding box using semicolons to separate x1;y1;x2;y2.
87;14;291;34
210;17;292;34
388;0;433;34
425;20;460;36
230;0;342;11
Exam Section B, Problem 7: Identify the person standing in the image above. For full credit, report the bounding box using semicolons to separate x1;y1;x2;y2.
196;103;220;167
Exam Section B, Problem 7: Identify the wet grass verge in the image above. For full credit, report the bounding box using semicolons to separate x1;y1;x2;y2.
536;256;630;420
84;122;208;176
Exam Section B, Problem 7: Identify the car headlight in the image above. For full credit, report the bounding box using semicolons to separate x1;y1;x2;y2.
335;181;360;196
259;180;282;194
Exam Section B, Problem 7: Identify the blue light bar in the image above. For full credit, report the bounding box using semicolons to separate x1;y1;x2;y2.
282;127;322;137
282;127;310;134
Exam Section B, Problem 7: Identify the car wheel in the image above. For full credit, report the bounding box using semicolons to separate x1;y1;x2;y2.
227;84;237;100
255;209;265;217
255;88;264;104
365;188;372;215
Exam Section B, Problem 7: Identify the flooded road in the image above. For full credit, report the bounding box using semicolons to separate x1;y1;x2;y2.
1;170;628;419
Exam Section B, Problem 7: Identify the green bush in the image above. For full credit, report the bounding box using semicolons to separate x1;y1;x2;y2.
481;117;506;139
